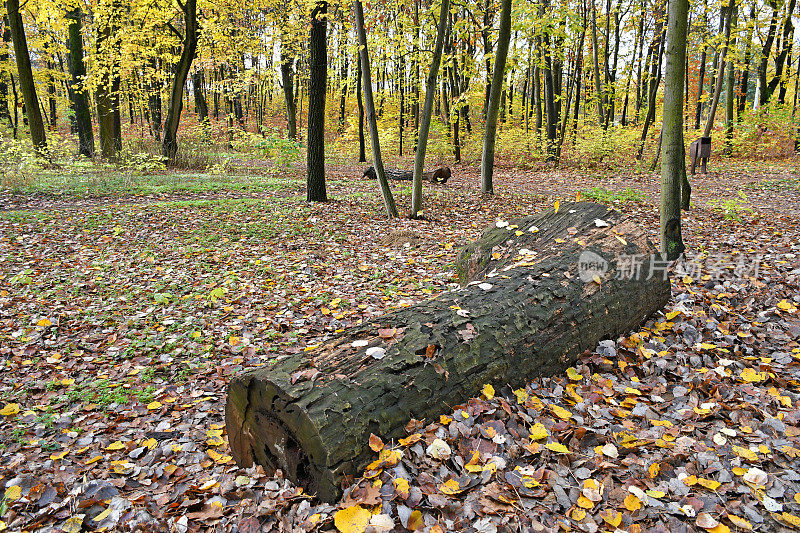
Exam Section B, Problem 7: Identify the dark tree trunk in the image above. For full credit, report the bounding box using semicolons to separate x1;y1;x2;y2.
193;70;208;124
95;1;121;159
480;0;512;194
6;0;46;151
637;3;665;160
737;5;755;119
757;0;780;106
0;14;10;127
693;0;707;130
65;8;94;157
226;202;670;503
281;43;297;139
765;0;796;104
162;0;198;162
357;53;366;162
306;0;328;202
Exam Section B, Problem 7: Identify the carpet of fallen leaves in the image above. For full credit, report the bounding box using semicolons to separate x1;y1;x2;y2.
1;160;800;532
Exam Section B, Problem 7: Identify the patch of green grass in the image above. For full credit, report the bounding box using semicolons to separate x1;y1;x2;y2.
67;379;129;408
2;171;304;198
745;177;800;192
581;186;645;204
708;191;754;221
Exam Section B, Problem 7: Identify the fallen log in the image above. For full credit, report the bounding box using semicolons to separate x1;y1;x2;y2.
363;166;450;183
225;202;669;502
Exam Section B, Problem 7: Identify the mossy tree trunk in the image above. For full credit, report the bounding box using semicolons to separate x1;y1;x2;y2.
226;202;670;503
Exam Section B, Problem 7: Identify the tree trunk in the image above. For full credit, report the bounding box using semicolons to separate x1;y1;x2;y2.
357;54;366;162
757;0;780;107
95;1;121;159
737;5;755;119
280;43;297;140
661;0;688;259
162;0;198;162
480;0;512;195
6;0;46;151
410;0;449;219
703;1;732;138
724;3;737;155
0;14;10;127
637;2;665;160
306;1;328;202
65;8;94;157
354;0;398;217
766;0;797;104
226;202;670;503
693;0;707;130
193;70;208;125
590;0;605;126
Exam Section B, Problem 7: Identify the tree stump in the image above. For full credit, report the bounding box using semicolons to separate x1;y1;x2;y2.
363;166;450;183
225;202;669;502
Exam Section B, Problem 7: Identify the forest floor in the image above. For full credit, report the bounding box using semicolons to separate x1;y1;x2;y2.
1;158;799;532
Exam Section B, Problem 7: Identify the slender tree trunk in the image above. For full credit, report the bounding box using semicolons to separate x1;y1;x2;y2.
6;0;46;151
767;0;797;104
162;0;198;162
757;0;780;106
590;0;605;126
542;1;558;159
637;3;665;160
693;0;707;130
661;0;688;259
96;0;122;159
703;1;732;138
193;70;209;125
280;43;297;139
0;14;10;127
65;8;94;157
737;5;755;118
357;53;366;162
410;0;449;218
354;0;398;217
306;1;328;202
480;0;512;195
724;3;737;154
481;0;493;120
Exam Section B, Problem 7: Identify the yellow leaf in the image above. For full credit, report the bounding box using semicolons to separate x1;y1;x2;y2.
733;445;758;461
646;489;665;498
550;404;572;420
86;455;103;465
683;475;698;486
566;367;583;381
398;433;421;447
777;300;797;312
513;388;529;404
625;387;642;395
740;368;767;383
333;505;371;533
481;384;495;400
147;401;162;410
545;442;570;454
779;513;800;528
554;200;560;213
62;515;85;533
577;495;594;509
105;441;125;451
439;479;463;495
648;463;660;478
4;485;22;501
726;515;752;530
707;525;730;533
93;508;112;523
592;274;602;285
666;310;681;320
571;507;587;520
529;423;548;441
50;449;69;461
624;494;642;511
37;318;52;327
0;403;20;416
207;449;232;464
600;510;622;527
142;438;157;450
393;478;410;497
697;478;721;490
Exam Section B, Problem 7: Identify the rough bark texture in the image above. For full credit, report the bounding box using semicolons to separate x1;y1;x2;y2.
306;1;328;202
363;166;450;183
162;0;197;162
6;0;46;151
226;202;670;503
66;8;94;157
